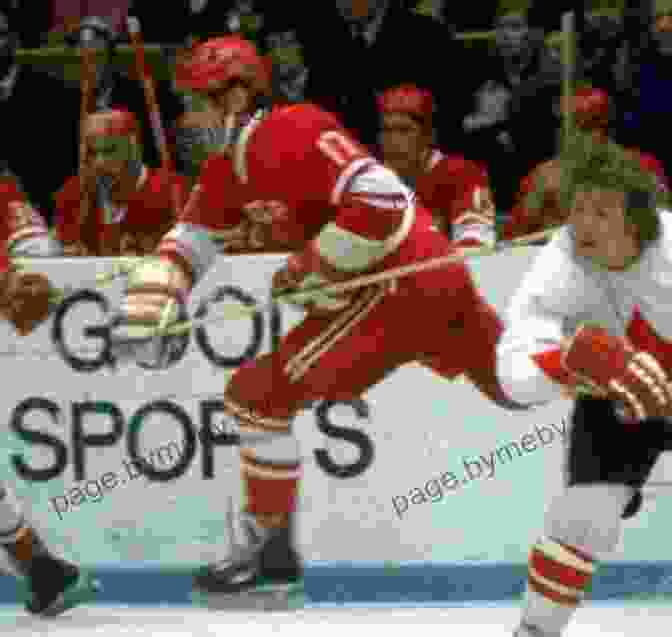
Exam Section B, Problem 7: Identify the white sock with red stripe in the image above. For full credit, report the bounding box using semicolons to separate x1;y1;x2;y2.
515;484;633;636
517;537;596;636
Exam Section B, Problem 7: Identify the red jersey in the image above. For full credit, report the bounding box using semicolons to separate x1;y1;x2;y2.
163;103;449;287
416;150;496;248
0;247;9;274
637;151;668;192
503;148;669;240
0;179;53;258
55;167;187;255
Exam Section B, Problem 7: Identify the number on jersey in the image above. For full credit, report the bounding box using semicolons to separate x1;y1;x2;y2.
316;130;368;168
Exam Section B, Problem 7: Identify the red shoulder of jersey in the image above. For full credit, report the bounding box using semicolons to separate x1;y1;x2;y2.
0;179;25;205
241;104;373;205
420;154;492;226
183;153;246;230
637;152;668;189
54;175;81;209
53;176;82;244
140;168;188;208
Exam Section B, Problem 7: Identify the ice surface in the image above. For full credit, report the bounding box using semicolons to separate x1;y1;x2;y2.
0;603;666;636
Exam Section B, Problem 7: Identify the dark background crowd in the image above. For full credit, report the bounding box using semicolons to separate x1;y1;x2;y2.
1;0;671;228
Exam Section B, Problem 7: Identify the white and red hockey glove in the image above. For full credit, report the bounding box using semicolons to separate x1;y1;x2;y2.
561;324;672;421
109;257;191;368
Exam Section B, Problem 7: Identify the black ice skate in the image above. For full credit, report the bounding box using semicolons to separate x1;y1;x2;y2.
5;528;100;617
22;555;101;617
191;504;304;610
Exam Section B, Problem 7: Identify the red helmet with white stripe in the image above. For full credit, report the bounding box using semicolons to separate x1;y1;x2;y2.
377;84;435;131
175;36;271;96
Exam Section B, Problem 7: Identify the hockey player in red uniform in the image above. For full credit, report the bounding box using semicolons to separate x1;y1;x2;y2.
0;183;99;615
107;36;522;605
378;84;496;247
497;132;672;636
502;87;668;240
55;109;188;256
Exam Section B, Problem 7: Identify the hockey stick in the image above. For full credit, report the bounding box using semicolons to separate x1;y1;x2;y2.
126;17;183;218
135;226;558;337
77;29;98;250
560;11;576;147
12;224;555;326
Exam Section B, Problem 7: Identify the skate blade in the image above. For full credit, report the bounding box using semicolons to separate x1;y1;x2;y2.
35;571;102;618
190;581;305;611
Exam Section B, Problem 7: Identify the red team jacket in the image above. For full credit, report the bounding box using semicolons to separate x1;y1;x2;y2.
414;149;495;248
55;167;188;255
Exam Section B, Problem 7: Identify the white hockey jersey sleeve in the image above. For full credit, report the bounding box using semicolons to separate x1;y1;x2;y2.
496;230;593;406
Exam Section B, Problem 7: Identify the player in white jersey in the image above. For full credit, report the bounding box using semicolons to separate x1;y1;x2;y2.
497;132;672;636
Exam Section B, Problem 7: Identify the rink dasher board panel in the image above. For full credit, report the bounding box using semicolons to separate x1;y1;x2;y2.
0;253;670;566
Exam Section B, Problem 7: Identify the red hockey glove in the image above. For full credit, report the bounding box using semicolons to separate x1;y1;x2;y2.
0;269;55;335
562;324;672;421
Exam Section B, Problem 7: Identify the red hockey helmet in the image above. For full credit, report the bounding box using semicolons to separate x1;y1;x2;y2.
175;36;271;95
569;87;611;131
377;84;435;131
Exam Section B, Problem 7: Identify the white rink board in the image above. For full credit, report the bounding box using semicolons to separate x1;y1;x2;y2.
0;252;670;566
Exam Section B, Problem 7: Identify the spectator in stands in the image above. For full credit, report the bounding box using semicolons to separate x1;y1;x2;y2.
527;0;622;91
0;2;79;224
55;108;187;256
50;1;131;38
6;0;51;48
527;0;587;37
612;0;672;181
376;83;496;247
462;9;562;213
126;0;261;46
502;86;668;241
65;16;184;168
441;0;499;33
262;25;309;104
579;12;623;91
261;0;466;149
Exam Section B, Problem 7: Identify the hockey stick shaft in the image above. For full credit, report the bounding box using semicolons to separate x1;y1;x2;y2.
561;12;576;146
78;33;97;233
157;226;557;335
14;227;555;335
127;17;182;217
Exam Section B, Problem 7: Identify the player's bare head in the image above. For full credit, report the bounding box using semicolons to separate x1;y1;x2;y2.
85;109;142;177
378;84;434;176
176;36;271;119
563;131;665;268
